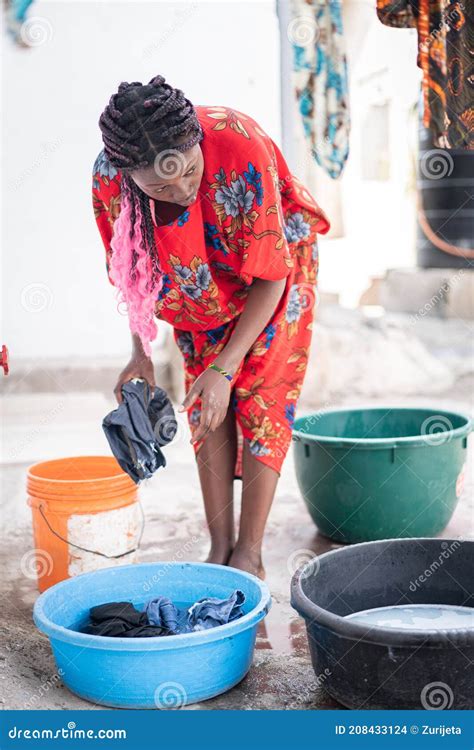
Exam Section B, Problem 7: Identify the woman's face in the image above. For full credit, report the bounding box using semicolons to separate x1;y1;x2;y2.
130;143;204;206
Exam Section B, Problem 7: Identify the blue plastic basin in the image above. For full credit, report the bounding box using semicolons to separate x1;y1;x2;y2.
33;562;271;708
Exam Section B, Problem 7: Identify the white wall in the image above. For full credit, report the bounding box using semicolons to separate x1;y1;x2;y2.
2;0;281;359
2;0;425;362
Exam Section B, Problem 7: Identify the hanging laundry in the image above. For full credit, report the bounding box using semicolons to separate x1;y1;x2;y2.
444;1;472;149
82;602;171;638
4;0;36;45
102;378;177;484
290;0;350;178
377;1;444;140
376;0;472;149
9;0;35;22
376;0;417;27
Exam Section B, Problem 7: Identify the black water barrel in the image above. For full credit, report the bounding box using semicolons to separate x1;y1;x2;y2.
417;122;474;269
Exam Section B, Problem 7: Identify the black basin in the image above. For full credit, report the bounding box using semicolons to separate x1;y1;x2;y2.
291;538;473;709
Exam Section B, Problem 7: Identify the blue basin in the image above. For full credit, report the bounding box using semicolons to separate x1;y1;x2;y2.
33;562;271;708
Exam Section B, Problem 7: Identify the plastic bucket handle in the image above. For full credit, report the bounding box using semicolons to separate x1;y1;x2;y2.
36;500;146;560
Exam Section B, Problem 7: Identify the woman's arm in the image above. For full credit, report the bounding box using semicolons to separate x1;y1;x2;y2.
113;333;156;404
179;276;286;443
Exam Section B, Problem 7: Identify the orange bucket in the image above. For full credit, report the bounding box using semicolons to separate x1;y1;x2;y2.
27;456;141;592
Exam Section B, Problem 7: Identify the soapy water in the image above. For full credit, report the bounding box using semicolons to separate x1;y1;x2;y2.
345;604;473;631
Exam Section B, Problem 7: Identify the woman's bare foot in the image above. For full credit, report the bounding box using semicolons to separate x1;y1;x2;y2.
205;544;233;566
228;546;266;580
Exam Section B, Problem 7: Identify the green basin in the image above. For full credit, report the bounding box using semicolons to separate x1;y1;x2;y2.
293;407;471;543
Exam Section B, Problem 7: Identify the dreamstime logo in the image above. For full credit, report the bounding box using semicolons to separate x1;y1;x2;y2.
154;412;185;446
20;549;53;580
20;16;53;47
287;16;319;46
408;269;464;325
143;2;198;60
420;150;454;180
421;415;453;446
116;300;128;316
419;3;465;54
294;668;332;705
21;283;53;313
409;540;461;591
9;401;65;462
420;681;454;710
154;681;187;709
295;282;320;312
25;671;64;708
294;404;334;437
287;548;320;580
142;536;199;593
154;149;186;180
11;139;63;191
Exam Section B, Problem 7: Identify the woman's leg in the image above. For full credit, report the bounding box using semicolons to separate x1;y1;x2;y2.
228;444;279;579
196;404;238;565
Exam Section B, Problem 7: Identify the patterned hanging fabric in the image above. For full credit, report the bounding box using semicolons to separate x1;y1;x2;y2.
290;0;350;179
4;0;36;46
376;0;472;149
418;0;448;146
444;0;472;148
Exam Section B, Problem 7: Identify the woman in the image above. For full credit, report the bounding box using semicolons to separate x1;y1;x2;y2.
93;75;329;579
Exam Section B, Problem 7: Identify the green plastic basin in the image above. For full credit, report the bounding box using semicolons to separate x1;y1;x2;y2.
292;407;471;543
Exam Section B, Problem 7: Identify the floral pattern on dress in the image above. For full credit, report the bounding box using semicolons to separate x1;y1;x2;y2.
92;105;330;474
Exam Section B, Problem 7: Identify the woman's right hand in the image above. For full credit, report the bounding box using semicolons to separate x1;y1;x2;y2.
114;354;156;404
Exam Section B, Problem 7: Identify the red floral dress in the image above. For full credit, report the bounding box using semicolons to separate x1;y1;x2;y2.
93;106;330;476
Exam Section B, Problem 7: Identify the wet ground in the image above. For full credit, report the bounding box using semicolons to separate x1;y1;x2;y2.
0;383;472;710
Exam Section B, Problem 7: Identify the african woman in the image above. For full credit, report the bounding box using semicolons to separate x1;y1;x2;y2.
93;75;329;579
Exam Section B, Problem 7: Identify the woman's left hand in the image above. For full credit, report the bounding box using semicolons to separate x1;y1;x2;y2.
178;368;232;444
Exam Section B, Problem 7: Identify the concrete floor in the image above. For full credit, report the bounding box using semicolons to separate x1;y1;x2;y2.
0;383;472;711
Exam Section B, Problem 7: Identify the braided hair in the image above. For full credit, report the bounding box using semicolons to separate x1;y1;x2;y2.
98;75;203;355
